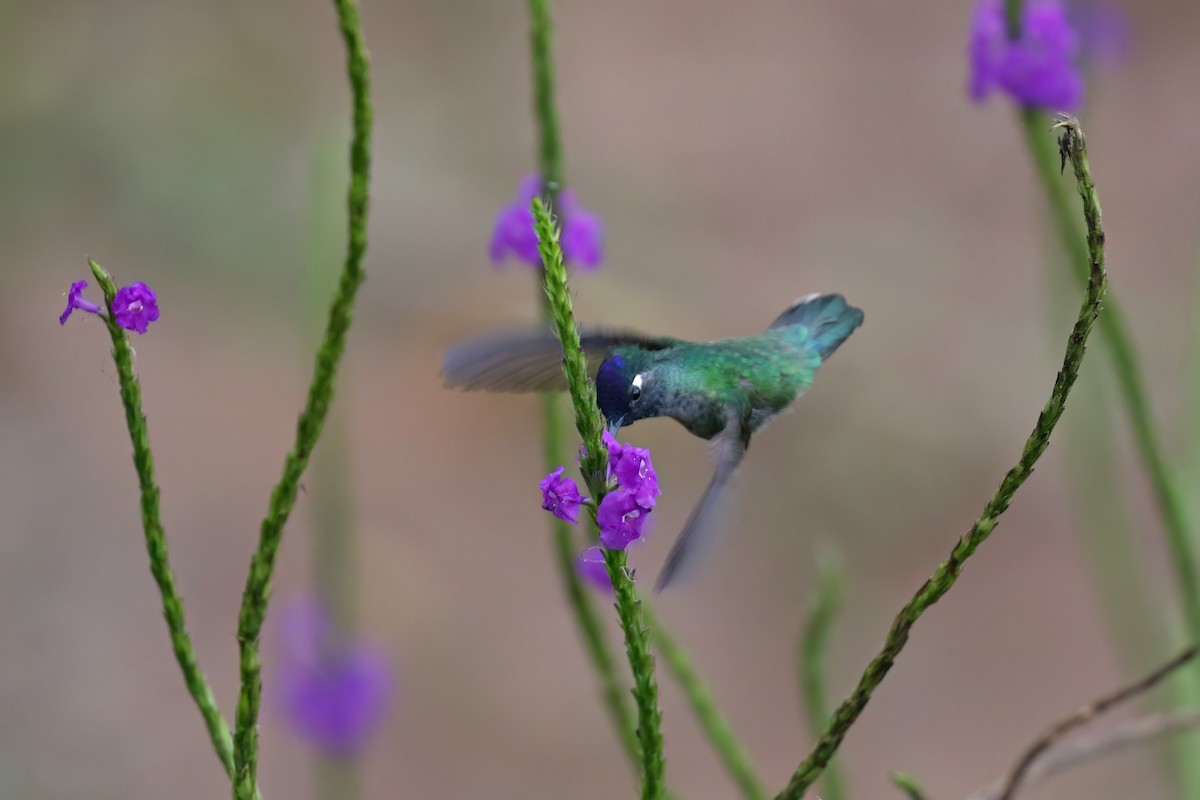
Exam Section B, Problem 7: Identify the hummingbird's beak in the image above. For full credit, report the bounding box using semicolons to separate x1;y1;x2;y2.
605;417;625;436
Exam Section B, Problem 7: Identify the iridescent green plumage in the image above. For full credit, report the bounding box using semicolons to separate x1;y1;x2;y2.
601;327;821;440
443;293;863;589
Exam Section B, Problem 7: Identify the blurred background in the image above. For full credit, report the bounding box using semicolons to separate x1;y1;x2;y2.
3;1;1200;798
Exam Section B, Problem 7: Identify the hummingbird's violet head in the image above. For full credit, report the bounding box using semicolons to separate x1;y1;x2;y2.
596;350;659;431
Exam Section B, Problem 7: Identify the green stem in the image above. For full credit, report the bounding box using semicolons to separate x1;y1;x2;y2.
534;198;666;800
606;549;667;800
527;0;563;192
1021;104;1200;799
89;258;238;784
523;0;642;778
1003;0;1021;40
1049;243;1185;789
306;176;361;800
311;423;360;800
891;772;930;800
316;759;358;800
644;606;766;800
547;446;643;770
1017;107;1200;646
231;2;371;797
773;117;1108;800
798;555;847;800
1185;247;1200;500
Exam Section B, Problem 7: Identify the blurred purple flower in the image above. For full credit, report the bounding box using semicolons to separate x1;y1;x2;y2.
276;599;393;757
969;0;1084;111
489;174;604;270
59;280;102;325
1067;0;1130;65
597;488;649;551
111;282;160;334
540;465;586;524
576;545;614;594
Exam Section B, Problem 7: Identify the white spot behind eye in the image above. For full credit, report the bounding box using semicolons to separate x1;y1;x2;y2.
632;374;644;391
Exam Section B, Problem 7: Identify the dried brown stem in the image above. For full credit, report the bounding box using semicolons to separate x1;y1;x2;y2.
995;643;1200;800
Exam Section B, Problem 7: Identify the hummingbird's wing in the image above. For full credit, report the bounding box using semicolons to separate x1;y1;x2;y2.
654;410;752;591
442;326;679;393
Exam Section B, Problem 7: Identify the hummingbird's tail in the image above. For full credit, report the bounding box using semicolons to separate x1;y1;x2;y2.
767;293;864;361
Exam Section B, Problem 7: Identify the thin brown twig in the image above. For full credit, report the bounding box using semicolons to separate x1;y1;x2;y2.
995;643;1200;800
968;707;1200;800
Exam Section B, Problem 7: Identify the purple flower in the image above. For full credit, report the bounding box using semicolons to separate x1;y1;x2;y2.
576;546;614;594
601;429;622;459
540;466;586;524
276;599;394;757
969;0;1084;111
597;488;650;551
489;174;604;270
610;442;660;510
1067;0;1129;65
59;280;102;325
111;282;160;334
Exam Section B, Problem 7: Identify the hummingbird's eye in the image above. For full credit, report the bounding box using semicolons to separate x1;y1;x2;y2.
630;373;644;403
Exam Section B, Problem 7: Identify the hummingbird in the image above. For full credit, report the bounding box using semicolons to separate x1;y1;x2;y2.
442;293;864;590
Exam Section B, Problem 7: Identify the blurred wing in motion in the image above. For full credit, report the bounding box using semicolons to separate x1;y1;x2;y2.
442;326;679;393
654;412;751;591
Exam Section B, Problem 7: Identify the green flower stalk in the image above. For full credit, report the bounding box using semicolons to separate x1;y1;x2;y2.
798;553;847;800
773;117;1108;800
523;0;640;773
231;1;371;797
1017;106;1200;645
1003;0;1022;39
527;0;563;194
522;3;790;795
1019;105;1200;797
644;606;766;800
303;137;366;800
88;258;238;783
991;1;1199;791
533;197;666;800
550;503;643;767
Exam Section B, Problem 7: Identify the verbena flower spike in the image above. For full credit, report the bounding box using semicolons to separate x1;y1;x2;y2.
489;173;603;270
969;0;1084;110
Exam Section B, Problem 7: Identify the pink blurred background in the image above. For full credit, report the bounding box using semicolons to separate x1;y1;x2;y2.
3;1;1200;797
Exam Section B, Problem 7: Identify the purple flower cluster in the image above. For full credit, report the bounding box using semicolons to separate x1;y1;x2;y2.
538;433;661;590
59;279;160;334
596;431;660;551
489;174;604;270
276;599;394;757
968;0;1084;111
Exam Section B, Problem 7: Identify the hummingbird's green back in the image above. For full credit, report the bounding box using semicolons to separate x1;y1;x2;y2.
626;328;822;440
